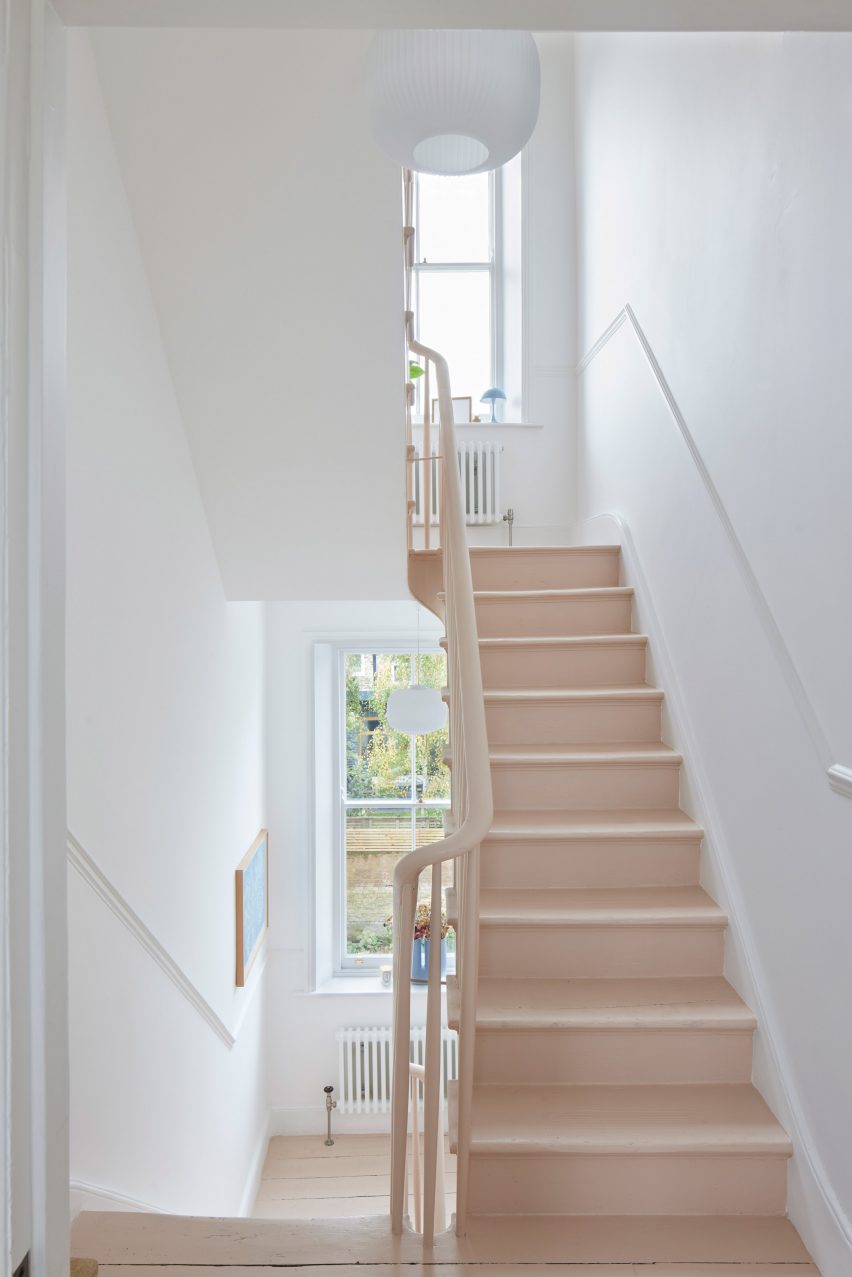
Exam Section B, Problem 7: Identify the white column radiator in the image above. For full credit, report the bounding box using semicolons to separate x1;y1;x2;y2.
336;1025;458;1115
413;441;503;526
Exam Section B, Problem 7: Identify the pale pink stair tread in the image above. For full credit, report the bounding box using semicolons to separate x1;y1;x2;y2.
486;742;682;762
478;885;726;926
481;686;663;702
470;586;634;599
474;633;648;647
468;544;620;556
465;1083;793;1156
487;807;703;839
469;976;756;1030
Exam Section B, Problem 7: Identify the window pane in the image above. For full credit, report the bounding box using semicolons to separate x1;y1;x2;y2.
417;270;492;408
345;807;451;956
345;653;413;799
417;172;490;264
414;651;450;801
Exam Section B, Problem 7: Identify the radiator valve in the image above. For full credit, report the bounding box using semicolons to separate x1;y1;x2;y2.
503;506;515;546
323;1084;337;1146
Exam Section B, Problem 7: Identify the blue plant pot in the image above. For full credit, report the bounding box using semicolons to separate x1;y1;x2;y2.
411;938;447;982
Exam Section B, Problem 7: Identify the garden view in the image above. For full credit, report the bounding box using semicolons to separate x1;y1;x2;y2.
344;650;452;958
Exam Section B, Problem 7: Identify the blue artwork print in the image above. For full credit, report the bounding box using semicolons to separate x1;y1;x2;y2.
242;836;267;972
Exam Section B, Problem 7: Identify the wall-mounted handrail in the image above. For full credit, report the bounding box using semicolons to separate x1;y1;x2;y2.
390;170;493;1244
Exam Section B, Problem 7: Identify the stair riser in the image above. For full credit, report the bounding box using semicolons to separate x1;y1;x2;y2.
490;761;680;810
475;595;633;639
480;643;648;689
471;551;620;592
479;925;725;979
473;1028;754;1086
485;699;662;745
480;840;701;889
467;1153;788;1216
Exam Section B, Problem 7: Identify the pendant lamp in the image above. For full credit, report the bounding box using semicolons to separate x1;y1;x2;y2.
386;683;447;736
366;30;541;176
386;608;448;736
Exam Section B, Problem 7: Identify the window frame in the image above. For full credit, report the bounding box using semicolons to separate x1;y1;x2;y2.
335;644;451;975
411;170;503;419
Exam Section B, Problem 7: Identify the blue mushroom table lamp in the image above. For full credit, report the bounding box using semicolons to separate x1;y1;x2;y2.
480;386;507;423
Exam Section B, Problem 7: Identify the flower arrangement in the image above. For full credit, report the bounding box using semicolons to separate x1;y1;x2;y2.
413;900;450;942
385;901;451;942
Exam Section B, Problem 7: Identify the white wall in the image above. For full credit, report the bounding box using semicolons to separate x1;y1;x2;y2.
87;28;579;580
2;4;70;1273
264;601;440;1133
84;27;407;601
575;33;852;1276
66;31;267;1215
413;33;578;548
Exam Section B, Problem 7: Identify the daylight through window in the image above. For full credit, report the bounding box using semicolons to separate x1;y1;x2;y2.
341;649;451;968
413;171;498;418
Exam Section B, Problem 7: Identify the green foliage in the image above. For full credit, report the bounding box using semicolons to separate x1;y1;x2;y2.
347;923;393;954
344;650;451;955
345;652;449;802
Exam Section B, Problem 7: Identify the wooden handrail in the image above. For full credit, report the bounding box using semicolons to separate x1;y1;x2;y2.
390;170;493;1243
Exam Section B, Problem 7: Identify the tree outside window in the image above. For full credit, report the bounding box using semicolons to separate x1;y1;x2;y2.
342;650;450;964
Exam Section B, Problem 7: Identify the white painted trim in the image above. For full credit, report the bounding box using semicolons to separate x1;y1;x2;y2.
520;142;532;425
827;764;852;799
579;303;851;797
67;832;266;1049
49;0;852;31
0;3;13;1262
585;507;852;1276
237;1114;270;1218
69;1179;163;1217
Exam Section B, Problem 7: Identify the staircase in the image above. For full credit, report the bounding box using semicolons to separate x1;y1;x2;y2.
69;539;817;1272
443;543;809;1248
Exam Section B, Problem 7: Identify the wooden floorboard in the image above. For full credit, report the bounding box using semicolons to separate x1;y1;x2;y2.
95;1267;817;1277
72;1211;816;1269
253;1132;455;1222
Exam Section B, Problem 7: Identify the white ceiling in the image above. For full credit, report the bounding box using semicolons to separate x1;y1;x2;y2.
88;27;408;599
57;0;852;31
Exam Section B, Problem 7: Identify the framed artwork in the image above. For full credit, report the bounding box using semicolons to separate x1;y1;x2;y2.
431;395;472;424
235;829;268;987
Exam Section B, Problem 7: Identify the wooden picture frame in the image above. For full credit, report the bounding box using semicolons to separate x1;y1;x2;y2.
235;829;268;987
431;395;472;424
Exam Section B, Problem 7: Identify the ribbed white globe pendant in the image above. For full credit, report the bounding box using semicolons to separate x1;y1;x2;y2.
386;685;447;736
366;30;540;175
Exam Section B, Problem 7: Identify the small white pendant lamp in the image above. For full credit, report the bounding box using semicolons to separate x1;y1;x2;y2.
386;609;448;736
386;683;446;736
366;30;541;176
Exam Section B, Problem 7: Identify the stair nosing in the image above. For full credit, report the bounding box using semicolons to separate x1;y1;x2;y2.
467;544;621;556
478;687;664;704
463;978;756;1033
445;746;683;768
465;1084;793;1159
441;634;649;649
485;815;704;843
470;587;634;601
478;888;727;929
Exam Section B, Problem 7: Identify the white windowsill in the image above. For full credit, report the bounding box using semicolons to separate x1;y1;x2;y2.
306;975;442;997
413;420;543;430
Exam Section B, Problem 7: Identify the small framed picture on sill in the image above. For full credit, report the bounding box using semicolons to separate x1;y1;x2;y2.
431;395;472;424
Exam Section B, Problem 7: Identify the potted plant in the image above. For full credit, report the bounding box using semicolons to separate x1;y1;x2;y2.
410;900;449;983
